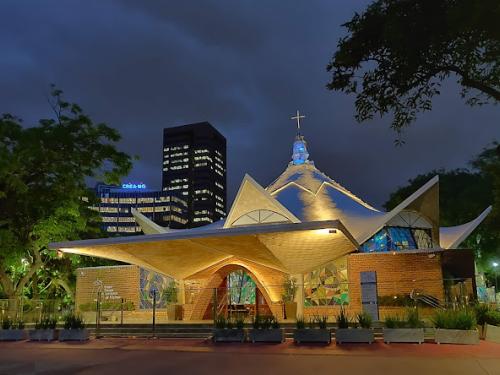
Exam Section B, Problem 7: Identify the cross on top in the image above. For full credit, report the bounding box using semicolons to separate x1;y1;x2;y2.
291;110;305;131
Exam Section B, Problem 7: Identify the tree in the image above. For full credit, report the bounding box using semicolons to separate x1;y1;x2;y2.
0;86;133;300
384;142;500;278
327;0;500;140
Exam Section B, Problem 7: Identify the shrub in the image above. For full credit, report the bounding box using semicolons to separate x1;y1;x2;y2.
63;313;85;330
384;315;404;329
405;308;422;329
432;309;476;330
1;318;13;330
252;315;262;329
475;304;500;326
296;316;306;329
162;281;178;304
235;316;245;330
357;312;372;329
214;315;226;329
35;317;57;330
271;316;280;329
15;321;25;330
336;306;349;329
315;316;328;329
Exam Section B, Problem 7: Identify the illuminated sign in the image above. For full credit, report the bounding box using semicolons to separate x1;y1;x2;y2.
122;183;147;189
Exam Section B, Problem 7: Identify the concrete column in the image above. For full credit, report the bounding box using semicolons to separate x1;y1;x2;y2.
293;273;305;319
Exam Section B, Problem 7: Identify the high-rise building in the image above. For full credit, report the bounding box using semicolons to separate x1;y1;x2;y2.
91;182;187;235
162;122;227;228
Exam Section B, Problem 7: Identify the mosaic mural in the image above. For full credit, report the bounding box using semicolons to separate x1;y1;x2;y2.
304;257;349;306
227;270;256;305
139;268;173;309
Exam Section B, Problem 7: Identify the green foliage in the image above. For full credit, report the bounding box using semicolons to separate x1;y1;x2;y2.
35;317;57;330
282;276;297;302
384;315;404;329
235;316;245;330
252;315;279;330
336;306;350;328
79;300;134;312
405;308;422;329
0;85;133;300
296;316;306;329
475;304;500;326
384;309;423;328
1;318;12;330
314;315;328;329
357;312;372;329
327;0;500;137
214;315;226;329
432;309;476;330
162;281;178;304
63;313;85;329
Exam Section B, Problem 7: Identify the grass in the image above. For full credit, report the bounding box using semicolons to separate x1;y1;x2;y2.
357;312;372;329
432;309;476;330
336;306;349;329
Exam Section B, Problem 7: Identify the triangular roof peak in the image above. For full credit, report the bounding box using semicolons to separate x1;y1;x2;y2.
224;174;301;228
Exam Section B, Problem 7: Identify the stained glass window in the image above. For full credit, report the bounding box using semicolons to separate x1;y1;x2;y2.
360;226;431;252
227;270;256;305
304;257;349;306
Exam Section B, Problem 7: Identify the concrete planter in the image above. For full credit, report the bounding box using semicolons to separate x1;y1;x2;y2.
248;329;285;343
484;324;500;344
0;329;26;341
383;328;424;344
59;329;90;342
335;328;374;344
293;329;331;344
212;329;246;342
29;329;57;341
435;329;479;345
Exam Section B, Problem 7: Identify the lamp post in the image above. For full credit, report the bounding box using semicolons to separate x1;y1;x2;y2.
493;262;499;305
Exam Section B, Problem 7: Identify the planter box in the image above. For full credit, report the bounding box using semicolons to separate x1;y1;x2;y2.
435;329;479;345
0;329;26;341
383;328;424;344
293;329;331;344
59;329;90;342
212;329;245;343
29;329;57;342
335;328;374;344
485;324;500;344
248;329;284;343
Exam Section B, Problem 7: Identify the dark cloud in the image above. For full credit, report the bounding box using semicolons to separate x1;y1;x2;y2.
0;0;498;208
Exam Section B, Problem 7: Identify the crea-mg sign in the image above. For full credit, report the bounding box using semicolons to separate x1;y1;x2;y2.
122;182;147;189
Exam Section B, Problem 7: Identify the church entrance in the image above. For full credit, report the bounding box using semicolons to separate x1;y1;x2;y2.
203;268;272;320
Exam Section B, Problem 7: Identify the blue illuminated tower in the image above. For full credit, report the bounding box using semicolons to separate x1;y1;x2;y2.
290;110;310;165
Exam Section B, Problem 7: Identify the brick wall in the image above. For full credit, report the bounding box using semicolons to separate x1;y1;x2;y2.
347;252;445;315
75;265;140;311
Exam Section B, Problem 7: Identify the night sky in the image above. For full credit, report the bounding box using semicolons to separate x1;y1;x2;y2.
1;1;498;208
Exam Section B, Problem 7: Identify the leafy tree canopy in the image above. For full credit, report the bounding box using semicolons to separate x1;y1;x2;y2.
384;142;500;278
0;86;133;299
327;0;500;140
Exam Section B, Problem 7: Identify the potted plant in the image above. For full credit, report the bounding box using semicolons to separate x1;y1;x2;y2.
293;316;331;344
475;304;500;343
30;317;58;341
282;276;297;320
433;309;479;345
248;315;284;343
0;319;26;341
163;281;183;320
59;313;89;341
384;308;424;344
335;309;374;344
212;315;246;342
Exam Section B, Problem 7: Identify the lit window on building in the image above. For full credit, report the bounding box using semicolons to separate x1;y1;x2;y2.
360;226;432;252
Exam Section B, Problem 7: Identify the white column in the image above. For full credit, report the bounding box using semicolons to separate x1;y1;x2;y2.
293;273;304;319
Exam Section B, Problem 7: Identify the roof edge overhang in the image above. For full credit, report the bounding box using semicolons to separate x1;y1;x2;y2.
51;219;359;251
440;205;492;249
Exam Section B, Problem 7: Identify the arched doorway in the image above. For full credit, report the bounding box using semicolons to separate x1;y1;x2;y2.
202;265;274;320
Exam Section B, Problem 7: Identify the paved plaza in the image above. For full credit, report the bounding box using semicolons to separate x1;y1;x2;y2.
1;338;500;374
